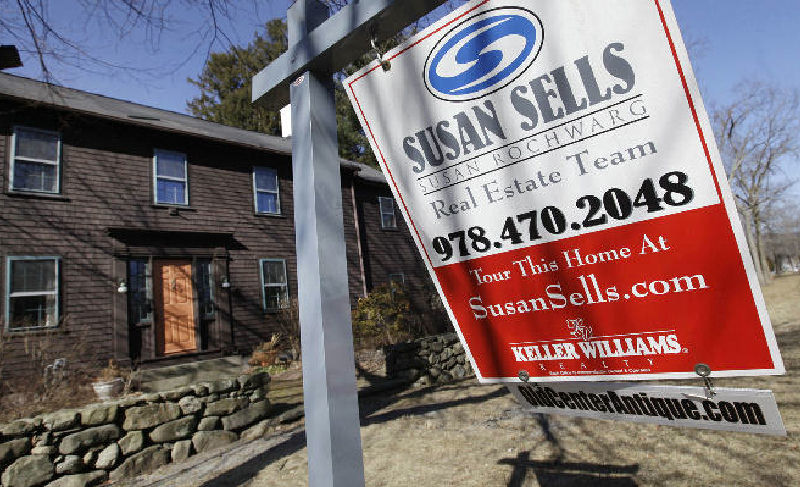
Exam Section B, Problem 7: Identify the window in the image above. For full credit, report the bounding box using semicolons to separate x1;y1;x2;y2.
260;259;289;311
379;196;397;229
153;149;188;205
253;167;280;214
10;126;61;193
388;273;405;285
127;259;152;325
196;259;214;319
5;257;59;329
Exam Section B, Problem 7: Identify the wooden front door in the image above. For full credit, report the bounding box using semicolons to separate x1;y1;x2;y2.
154;260;197;355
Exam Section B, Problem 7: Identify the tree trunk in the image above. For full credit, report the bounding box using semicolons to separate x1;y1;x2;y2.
740;208;767;284
751;203;771;282
755;224;771;281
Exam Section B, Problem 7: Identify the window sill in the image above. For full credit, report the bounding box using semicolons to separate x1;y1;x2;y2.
263;307;290;315
151;204;197;212
380;226;399;232
254;212;285;218
6;191;70;202
3;324;60;335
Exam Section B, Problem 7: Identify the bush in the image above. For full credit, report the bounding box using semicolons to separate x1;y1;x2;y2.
275;298;301;360
0;322;97;422
96;358;123;381
248;334;282;367
351;282;415;348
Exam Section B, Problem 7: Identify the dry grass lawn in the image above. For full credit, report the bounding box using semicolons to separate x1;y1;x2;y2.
130;275;799;487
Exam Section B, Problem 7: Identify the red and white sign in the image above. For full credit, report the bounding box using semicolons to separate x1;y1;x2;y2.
344;0;784;382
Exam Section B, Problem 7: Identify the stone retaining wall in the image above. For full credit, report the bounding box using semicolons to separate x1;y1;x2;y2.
385;333;474;386
0;371;271;487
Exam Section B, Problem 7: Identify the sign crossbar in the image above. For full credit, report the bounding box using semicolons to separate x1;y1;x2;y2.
252;0;447;109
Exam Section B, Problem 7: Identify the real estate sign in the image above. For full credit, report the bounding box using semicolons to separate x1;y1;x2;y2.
508;382;786;435
344;0;784;382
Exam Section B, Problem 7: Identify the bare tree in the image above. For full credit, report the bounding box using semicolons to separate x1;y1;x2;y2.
1;0;456;86
0;0;259;83
713;82;800;283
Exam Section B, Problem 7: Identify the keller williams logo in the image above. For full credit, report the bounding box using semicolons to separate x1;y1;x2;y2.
566;318;593;341
510;331;684;363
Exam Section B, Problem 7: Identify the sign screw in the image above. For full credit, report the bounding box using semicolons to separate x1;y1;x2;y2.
518;370;530;382
694;363;711;377
694;363;715;398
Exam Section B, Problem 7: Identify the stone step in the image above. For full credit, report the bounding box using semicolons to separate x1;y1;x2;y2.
136;357;249;392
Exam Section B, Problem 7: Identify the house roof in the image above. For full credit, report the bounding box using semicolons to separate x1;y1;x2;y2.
0;72;386;184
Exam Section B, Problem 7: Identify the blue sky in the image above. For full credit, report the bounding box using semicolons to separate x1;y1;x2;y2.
8;0;799;115
672;0;800;102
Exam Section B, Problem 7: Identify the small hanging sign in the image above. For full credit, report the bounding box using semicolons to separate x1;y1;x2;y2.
507;381;786;436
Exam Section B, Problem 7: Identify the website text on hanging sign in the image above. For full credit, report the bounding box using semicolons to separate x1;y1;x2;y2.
344;0;784;382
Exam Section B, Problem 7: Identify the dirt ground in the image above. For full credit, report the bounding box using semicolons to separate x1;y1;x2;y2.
129;274;799;487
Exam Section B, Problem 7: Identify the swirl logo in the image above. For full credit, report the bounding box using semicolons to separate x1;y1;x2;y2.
424;7;543;102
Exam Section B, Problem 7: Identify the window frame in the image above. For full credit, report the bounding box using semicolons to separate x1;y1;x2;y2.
127;258;153;326
4;256;61;331
388;273;405;286
252;166;281;215
259;258;289;312
9;126;62;194
152;149;189;206
378;196;397;229
196;258;215;320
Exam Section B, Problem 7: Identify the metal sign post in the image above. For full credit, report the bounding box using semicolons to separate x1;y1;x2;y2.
289;3;365;487
252;1;445;485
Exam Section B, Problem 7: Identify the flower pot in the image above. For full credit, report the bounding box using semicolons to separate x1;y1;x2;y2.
92;377;124;401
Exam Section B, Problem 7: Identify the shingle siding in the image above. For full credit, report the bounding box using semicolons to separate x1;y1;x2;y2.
354;183;446;335
0;97;444;380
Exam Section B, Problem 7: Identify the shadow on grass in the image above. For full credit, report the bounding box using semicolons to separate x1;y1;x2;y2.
360;384;507;426
194;381;647;487
355;361;385;385
196;382;504;486
500;451;640;487
265;401;301;418
197;429;309;487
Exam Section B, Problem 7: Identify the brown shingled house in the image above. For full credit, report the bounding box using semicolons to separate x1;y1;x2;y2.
0;73;439;378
